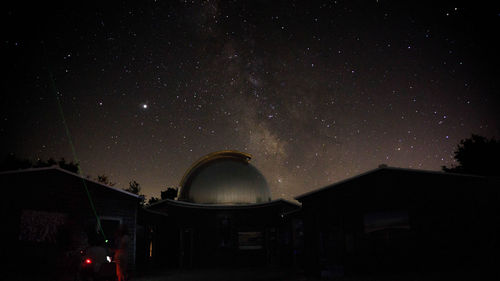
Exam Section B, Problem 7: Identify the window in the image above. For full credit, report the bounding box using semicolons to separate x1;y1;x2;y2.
363;211;410;233
238;231;263;250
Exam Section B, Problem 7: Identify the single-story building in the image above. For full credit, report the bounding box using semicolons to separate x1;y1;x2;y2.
295;166;500;276
146;198;299;268
0;166;140;281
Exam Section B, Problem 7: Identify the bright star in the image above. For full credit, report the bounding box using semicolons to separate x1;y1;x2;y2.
142;104;148;109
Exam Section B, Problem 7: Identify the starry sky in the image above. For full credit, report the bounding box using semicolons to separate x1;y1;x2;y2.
2;0;500;201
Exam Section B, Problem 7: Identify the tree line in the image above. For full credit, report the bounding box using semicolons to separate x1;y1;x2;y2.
0;154;178;207
120;180;178;207
2;134;498;207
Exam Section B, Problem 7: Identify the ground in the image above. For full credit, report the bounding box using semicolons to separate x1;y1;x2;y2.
130;267;499;281
131;267;314;281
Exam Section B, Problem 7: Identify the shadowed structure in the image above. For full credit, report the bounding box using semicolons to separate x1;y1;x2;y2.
139;151;300;269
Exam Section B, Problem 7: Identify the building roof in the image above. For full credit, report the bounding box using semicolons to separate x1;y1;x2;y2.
0;165;141;198
179;150;252;188
295;166;489;202
148;197;299;210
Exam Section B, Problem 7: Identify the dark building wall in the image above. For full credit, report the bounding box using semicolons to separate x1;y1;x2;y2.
136;209;175;270
0;168;139;280
297;168;500;275
145;200;299;269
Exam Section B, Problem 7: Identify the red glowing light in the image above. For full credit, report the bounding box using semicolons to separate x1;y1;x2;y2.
85;258;92;264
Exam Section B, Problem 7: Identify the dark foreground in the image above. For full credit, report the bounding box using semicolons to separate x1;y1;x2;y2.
5;267;498;281
130;267;498;281
131;267;313;281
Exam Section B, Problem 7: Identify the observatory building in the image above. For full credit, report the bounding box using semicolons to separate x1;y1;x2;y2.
177;151;271;204
143;151;300;268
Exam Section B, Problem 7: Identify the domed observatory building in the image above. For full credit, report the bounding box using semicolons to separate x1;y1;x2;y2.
146;151;299;268
178;151;271;204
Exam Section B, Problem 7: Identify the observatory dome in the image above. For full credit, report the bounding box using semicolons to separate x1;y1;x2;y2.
177;151;271;205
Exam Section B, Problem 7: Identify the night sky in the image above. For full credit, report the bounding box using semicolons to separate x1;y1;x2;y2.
3;1;500;201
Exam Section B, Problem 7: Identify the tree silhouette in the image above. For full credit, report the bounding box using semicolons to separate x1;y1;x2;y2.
96;174;116;186
144;187;178;207
125;180;141;194
147;197;160;206
0;154;32;171
161;187;178;200
56;158;79;173
0;154;79;173
442;134;500;177
124;180;145;205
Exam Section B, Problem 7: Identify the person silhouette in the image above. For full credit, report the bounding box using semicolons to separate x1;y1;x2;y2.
113;224;130;281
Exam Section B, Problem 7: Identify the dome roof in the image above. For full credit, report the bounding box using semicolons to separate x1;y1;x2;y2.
178;151;271;205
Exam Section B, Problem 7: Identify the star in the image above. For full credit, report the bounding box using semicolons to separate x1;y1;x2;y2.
3;0;499;202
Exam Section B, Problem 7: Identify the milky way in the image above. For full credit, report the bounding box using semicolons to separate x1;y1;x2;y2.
2;1;499;201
